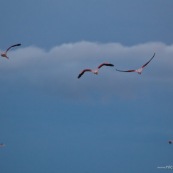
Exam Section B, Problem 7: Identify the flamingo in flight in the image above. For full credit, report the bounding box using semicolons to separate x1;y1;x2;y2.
78;62;114;78
168;140;173;144
116;53;156;74
1;43;21;59
0;143;5;147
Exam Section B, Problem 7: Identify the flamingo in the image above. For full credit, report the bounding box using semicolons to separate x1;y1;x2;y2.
116;53;155;74
1;43;21;59
168;140;173;144
0;143;5;147
78;62;114;78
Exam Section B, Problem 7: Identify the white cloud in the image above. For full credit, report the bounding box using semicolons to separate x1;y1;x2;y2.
0;41;173;100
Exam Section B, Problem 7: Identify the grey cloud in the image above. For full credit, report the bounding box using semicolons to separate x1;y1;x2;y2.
0;41;173;100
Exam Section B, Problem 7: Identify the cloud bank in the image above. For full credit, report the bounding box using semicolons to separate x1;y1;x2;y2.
0;41;173;100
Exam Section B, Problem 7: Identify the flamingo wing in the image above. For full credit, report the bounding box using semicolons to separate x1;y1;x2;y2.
98;63;114;69
142;53;155;68
5;43;21;53
0;143;5;147
168;140;172;144
116;69;136;73
78;69;92;78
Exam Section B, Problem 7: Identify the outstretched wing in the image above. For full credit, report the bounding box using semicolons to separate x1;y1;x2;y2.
5;43;21;53
142;53;155;68
98;63;114;69
78;69;92;78
0;143;5;147
168;140;172;144
116;69;136;73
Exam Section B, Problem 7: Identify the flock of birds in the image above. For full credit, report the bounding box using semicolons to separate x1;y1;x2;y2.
0;43;157;78
0;43;172;146
78;52;156;78
0;43;156;78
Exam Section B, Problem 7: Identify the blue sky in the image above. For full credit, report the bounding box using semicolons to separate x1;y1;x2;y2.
0;0;173;173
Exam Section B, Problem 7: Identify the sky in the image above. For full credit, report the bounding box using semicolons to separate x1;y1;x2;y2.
0;0;173;173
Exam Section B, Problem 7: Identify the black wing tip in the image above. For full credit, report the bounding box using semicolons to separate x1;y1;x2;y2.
98;63;114;69
105;63;114;66
11;43;21;46
116;69;124;72
168;140;172;144
77;74;82;79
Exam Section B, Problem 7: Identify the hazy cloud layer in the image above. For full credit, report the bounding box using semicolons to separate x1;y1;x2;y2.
0;41;173;100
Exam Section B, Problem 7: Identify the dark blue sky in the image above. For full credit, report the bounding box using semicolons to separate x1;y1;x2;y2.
0;0;173;48
0;0;173;173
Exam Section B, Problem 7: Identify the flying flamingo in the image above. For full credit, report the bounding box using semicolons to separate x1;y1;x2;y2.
1;43;21;59
168;140;173;144
116;53;155;74
78;62;114;78
0;143;5;147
